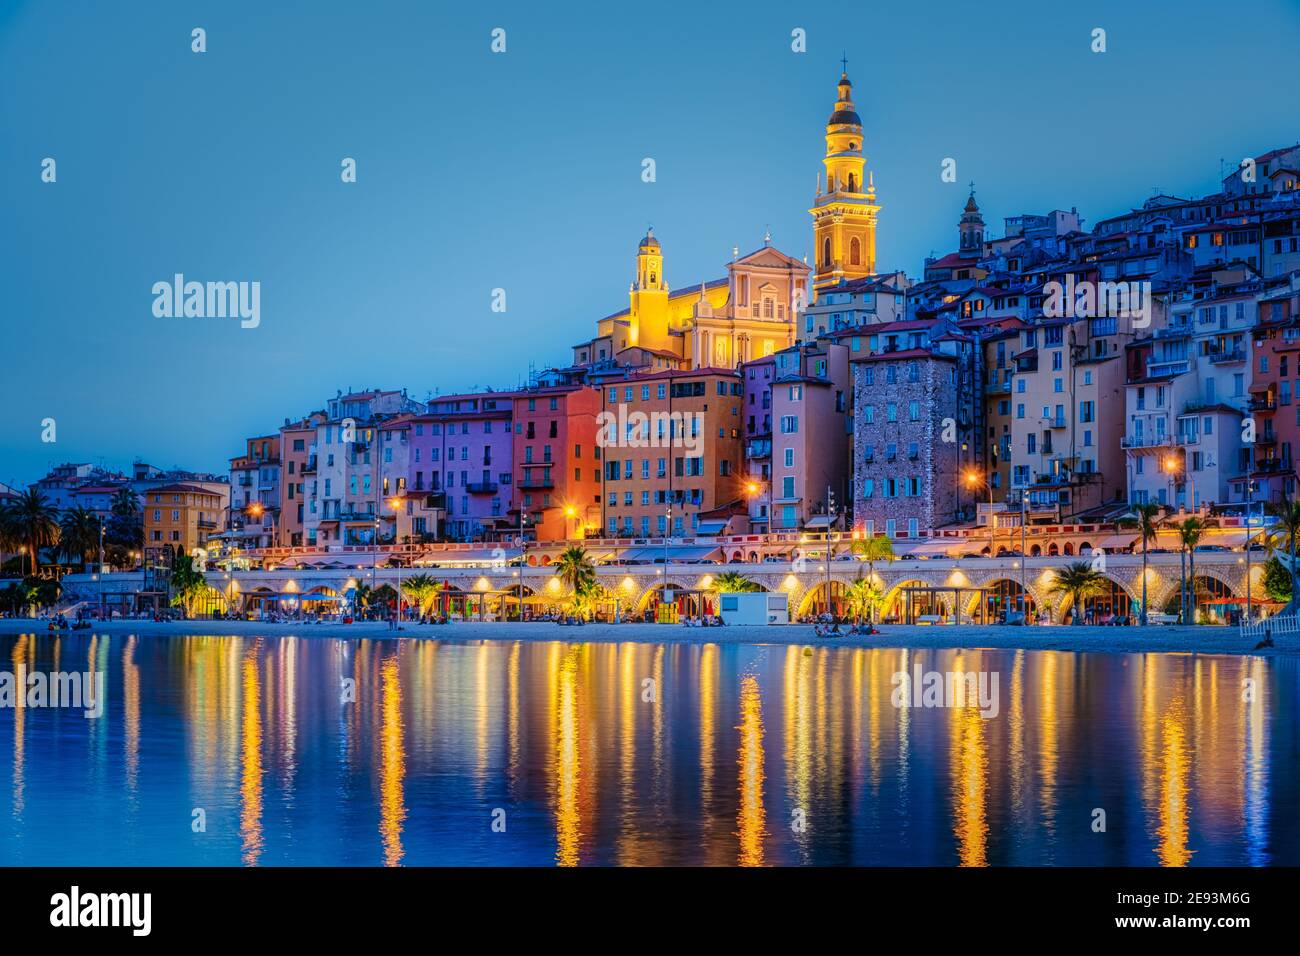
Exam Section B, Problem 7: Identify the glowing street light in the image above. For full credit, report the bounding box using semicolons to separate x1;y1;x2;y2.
963;469;995;558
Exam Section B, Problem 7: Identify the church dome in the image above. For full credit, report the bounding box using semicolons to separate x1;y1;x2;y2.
639;230;660;251
828;107;861;126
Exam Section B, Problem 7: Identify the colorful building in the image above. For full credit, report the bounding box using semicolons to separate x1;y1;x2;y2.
741;341;852;531
597;369;742;538
851;336;980;540
143;483;229;559
410;392;517;541
278;412;325;547
228;434;280;549
513;385;602;541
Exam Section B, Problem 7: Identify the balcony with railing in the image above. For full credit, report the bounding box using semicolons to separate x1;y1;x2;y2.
1146;359;1190;378
1121;434;1174;450
1248;396;1277;412
1208;347;1246;364
985;378;1011;395
466;481;499;495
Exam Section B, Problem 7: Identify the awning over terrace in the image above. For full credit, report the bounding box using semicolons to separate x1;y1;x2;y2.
411;548;523;566
901;541;960;558
614;545;721;564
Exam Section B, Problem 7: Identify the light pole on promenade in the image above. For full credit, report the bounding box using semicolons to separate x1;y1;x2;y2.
967;473;993;561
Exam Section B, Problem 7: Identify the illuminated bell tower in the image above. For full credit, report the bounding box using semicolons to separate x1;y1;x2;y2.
959;187;985;254
809;66;880;291
629;228;671;350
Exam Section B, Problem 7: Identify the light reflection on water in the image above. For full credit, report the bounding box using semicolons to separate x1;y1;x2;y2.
0;633;1294;867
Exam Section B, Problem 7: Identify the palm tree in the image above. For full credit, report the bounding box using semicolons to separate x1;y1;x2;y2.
402;573;444;619
351;582;372;618
0;502;17;553
1047;561;1106;624
713;571;759;593
59;506;100;570
7;488;59;574
553;546;596;596
169;553;209;617
843;576;882;625
1120;502;1162;626
851;535;895;623
371;584;398;614
1177;517;1206;625
1267;499;1300;613
107;488;143;551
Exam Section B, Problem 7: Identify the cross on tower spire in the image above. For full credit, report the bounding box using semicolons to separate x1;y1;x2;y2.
840;52;848;74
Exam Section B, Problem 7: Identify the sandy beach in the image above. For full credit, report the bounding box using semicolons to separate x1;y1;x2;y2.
0;617;1289;657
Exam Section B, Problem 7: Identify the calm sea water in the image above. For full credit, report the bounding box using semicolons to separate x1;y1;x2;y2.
0;633;1293;866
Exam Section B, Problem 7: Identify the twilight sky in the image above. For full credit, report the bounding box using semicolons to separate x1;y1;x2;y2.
2;0;1298;486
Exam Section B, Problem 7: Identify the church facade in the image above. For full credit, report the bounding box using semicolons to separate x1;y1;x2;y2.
571;69;879;374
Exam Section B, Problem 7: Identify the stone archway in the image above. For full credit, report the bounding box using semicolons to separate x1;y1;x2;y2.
794;580;850;619
881;579;953;623
963;577;1038;622
1050;571;1143;624
634;580;699;619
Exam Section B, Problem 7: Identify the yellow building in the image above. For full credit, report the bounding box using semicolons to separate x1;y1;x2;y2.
144;483;229;559
573;232;809;371
810;70;880;290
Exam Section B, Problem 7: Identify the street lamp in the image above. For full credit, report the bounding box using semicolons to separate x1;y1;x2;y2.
371;516;380;618
388;496;404;624
744;478;770;540
964;469;995;558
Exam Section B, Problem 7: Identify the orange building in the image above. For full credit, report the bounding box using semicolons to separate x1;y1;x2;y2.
144;483;229;558
596;368;744;537
511;386;603;541
278;412;325;547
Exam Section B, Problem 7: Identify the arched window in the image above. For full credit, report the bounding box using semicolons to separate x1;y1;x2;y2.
848;173;857;192
850;237;861;266
822;237;832;267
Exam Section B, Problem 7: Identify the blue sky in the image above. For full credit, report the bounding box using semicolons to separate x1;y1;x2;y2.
2;0;1298;486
